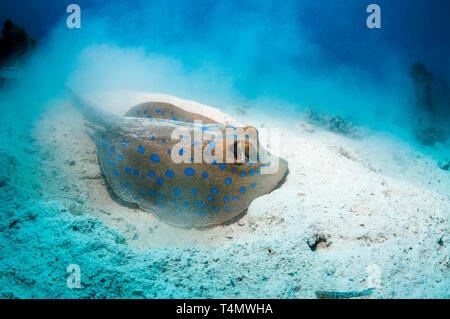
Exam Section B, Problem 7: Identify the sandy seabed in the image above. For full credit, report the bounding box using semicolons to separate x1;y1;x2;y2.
0;91;448;298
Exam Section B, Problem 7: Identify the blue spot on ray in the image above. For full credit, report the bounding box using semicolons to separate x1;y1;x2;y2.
165;170;175;178
150;154;160;163
184;168;196;176
137;146;145;154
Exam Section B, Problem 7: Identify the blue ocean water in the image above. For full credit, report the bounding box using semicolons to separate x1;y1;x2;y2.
0;0;448;131
0;0;449;299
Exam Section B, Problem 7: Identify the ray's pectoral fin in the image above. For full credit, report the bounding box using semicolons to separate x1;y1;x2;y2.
124;101;218;124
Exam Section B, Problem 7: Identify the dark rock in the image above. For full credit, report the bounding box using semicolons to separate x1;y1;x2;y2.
307;234;330;251
438;160;449;171
0;19;36;67
0;175;9;187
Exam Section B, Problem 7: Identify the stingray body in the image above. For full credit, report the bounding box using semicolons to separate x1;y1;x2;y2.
69;91;288;228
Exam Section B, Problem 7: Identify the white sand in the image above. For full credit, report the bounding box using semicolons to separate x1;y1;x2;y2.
27;91;449;297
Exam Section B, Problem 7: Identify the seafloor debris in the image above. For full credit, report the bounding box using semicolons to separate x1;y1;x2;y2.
338;147;361;163
437;160;449;171
409;62;449;146
234;105;247;115
315;288;374;299
0;151;17;187
304;109;361;137
307;233;331;251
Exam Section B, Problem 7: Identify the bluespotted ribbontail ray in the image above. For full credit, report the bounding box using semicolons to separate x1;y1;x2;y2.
68;90;289;227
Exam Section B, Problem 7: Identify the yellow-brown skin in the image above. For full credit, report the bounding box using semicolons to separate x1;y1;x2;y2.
94;102;288;228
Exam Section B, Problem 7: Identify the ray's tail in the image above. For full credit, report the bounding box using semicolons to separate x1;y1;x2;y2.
66;87;121;130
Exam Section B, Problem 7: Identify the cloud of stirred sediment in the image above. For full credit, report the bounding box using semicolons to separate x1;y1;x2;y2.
7;0;450;134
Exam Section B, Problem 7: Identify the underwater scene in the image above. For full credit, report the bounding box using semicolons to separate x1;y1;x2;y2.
0;0;448;300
